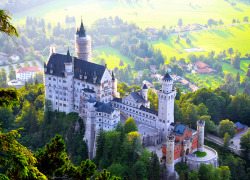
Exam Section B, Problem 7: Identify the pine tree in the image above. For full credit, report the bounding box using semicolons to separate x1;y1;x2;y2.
148;152;161;180
236;72;240;82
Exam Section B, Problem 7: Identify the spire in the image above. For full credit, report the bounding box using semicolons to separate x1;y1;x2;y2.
112;71;115;80
66;48;72;63
79;18;86;37
142;84;148;89
162;72;173;81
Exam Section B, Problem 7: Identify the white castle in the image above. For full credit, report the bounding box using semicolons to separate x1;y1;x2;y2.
44;20;177;159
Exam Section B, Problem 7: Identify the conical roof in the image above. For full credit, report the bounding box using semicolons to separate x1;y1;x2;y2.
162;72;172;81
79;18;86;37
142;84;148;89
112;71;115;80
66;48;72;63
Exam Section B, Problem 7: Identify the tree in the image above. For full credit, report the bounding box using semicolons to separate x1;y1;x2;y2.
123;131;141;162
236;72;240;82
72;159;96;179
95;128;106;165
219;119;236;138
0;9;18;37
124;117;138;134
119;59;124;66
188;169;199;180
131;161;147;180
148;152;160;180
245;68;250;78
231;55;240;69
0;89;18;107
178;18;183;27
183;104;199;128
0;129;46;179
0;68;7;82
200;115;217;135
0;107;14;129
176;35;180;43
100;58;106;66
227;48;234;57
197;103;208;116
186;38;191;44
219;19;224;25
240;130;250;159
34;135;72;178
243;16;249;22
223;132;231;150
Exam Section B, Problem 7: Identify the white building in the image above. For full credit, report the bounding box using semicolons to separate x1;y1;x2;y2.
44;20;176;159
16;66;40;82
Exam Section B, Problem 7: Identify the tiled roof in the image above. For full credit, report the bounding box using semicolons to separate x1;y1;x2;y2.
94;102;115;114
172;124;186;136
17;67;40;73
45;53;106;85
234;122;244;130
139;105;158;115
162;73;173;81
195;61;210;69
113;98;122;103
197;68;214;74
131;91;146;103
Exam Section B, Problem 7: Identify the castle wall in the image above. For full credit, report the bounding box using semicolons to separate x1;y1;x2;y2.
113;101;158;127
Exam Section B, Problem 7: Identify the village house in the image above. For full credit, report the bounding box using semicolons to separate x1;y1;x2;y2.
16;66;41;82
194;61;215;74
10;54;20;63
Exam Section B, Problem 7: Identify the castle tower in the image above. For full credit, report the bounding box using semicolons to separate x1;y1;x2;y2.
84;97;96;159
64;49;74;113
197;120;205;152
157;73;176;138
111;71;119;98
75;19;91;62
141;84;148;101
166;134;175;174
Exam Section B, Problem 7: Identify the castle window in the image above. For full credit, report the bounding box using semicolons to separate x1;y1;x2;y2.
49;77;51;80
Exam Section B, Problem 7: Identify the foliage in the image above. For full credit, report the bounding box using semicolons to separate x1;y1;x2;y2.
0;129;46;179
219;119;236;138
0;89;19;107
240;130;250;159
223;132;231;150
124;117;138;134
193;151;207;157
0;10;18;37
148;151;161;180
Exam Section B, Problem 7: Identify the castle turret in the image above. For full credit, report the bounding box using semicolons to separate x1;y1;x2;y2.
64;49;74;113
75;19;91;62
166;134;175;174
197;120;205;152
84;96;97;159
111;71;119;98
141;84;148;101
157;73;176;138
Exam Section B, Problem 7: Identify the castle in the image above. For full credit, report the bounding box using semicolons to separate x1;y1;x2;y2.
44;20;218;172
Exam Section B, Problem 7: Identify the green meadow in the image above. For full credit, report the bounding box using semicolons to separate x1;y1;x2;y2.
13;0;250;29
150;24;250;61
92;46;134;69
186;74;223;89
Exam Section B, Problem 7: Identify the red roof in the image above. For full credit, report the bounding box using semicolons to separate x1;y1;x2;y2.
180;79;189;85
195;61;210;69
197;68;214;74
17;67;40;73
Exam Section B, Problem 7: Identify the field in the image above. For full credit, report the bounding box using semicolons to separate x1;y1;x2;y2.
92;46;134;69
150;24;250;60
186;74;223;89
13;0;250;29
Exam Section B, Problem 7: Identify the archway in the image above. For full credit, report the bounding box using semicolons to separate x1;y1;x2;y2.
186;148;189;155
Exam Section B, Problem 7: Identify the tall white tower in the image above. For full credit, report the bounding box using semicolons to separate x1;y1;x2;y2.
75;19;91;62
64;49;74;113
141;84;148;101
84;97;96;159
197;120;205;152
157;73;176;139
111;71;119;98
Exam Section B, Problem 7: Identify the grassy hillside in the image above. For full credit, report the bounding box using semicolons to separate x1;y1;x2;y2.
92;46;134;69
150;24;250;60
13;0;250;29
